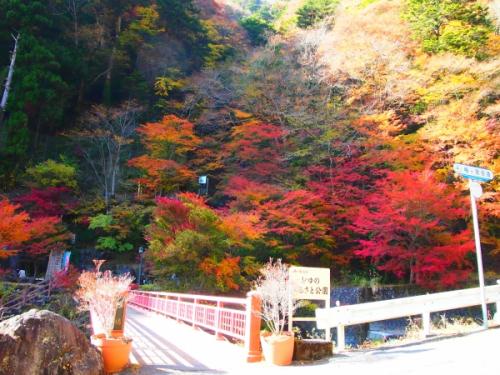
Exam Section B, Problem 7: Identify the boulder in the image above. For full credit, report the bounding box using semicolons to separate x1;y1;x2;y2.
293;339;333;362
0;309;104;375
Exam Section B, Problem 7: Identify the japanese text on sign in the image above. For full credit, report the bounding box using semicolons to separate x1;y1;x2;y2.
289;266;330;300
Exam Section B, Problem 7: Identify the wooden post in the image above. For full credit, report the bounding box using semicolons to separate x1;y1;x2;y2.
336;325;345;352
245;291;262;363
422;311;431;337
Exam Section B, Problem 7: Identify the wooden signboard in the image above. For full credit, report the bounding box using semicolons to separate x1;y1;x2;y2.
289;266;331;341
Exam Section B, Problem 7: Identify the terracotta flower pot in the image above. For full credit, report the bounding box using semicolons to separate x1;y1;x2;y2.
260;331;294;366
91;334;132;373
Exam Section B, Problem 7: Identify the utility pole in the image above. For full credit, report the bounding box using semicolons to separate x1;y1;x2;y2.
0;33;20;129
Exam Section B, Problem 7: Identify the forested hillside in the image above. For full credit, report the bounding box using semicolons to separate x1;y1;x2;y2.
1;0;498;293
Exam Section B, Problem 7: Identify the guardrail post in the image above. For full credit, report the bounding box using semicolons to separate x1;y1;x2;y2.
494;280;500;324
215;301;224;340
245;291;262;363
422;311;431;337
192;298;198;329
336;325;345;352
176;296;180;322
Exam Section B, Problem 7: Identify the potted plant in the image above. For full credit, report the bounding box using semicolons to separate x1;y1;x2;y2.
75;260;134;373
255;259;300;366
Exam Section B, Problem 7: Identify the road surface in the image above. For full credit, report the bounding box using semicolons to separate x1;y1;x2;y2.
121;306;500;375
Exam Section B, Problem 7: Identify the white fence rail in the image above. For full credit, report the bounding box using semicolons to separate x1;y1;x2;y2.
316;282;500;351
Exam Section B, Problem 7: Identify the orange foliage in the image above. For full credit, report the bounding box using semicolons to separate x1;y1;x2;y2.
137;115;201;155
0;199;30;257
220;212;262;244
0;198;66;259
129;155;196;193
353;111;406;137
129;115;201;195
224;176;282;210
199;256;241;291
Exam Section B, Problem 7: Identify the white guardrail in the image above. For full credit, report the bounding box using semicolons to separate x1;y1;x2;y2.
316;282;500;351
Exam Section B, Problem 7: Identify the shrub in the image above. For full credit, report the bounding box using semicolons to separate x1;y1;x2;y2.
26;159;77;189
296;0;339;29
254;259;300;336
240;14;274;46
75;260;133;338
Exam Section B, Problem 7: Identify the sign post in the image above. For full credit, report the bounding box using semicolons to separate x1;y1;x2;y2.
453;163;494;329
289;266;331;341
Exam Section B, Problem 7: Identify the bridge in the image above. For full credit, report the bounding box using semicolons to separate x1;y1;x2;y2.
122;286;500;374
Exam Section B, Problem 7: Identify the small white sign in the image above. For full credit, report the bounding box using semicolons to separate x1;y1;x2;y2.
453;163;493;182
289;266;330;300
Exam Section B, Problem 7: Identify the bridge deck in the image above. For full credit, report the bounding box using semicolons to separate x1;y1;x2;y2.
124;305;250;373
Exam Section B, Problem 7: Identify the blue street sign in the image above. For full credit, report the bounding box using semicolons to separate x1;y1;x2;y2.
453;163;493;182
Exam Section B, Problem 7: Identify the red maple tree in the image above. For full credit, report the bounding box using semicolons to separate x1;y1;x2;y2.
352;169;474;288
0;198;68;259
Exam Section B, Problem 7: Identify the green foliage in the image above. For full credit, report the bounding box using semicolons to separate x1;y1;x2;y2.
296;0;339;29
0;0;75;155
25;159;77;189
157;0;211;69
295;300;318;317
358;0;380;8
240;14;274;46
89;204;150;253
404;0;492;58
89;214;114;230
0;282;17;304
154;70;186;98
43;292;86;330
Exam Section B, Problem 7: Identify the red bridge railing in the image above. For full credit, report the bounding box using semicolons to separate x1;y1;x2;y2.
129;290;262;362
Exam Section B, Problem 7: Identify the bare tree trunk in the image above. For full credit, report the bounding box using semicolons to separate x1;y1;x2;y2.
0;33;20;132
103;16;121;105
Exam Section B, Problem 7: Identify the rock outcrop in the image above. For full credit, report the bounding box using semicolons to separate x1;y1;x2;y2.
0;309;103;375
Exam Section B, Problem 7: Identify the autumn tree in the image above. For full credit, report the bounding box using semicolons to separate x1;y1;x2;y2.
296;0;339;29
15;187;77;218
129;115;200;196
146;193;260;292
258;189;340;266
72;101;142;208
404;0;493;58
0;198;68;261
224;119;285;182
25;159;78;189
353;169;474;288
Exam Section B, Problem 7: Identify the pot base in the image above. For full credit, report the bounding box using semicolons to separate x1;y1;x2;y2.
260;332;294;366
91;334;132;373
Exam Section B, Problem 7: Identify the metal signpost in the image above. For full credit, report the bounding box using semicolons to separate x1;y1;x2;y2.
453;163;494;328
137;246;145;285
289;266;331;341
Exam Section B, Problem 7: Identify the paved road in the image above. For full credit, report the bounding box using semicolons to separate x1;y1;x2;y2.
122;306;500;375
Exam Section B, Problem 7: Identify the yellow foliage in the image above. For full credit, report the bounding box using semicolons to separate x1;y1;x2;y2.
232;109;254;120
